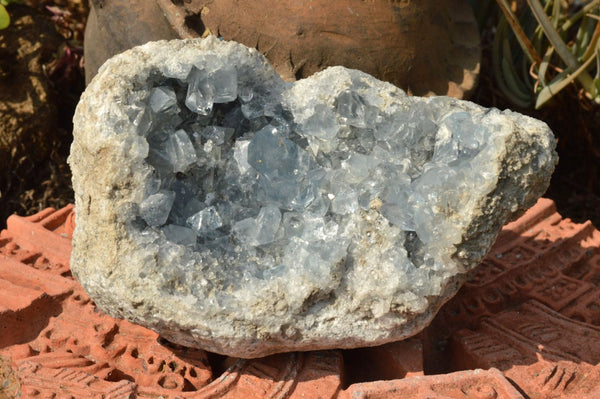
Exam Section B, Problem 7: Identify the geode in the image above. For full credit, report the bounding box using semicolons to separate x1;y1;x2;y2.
69;37;557;358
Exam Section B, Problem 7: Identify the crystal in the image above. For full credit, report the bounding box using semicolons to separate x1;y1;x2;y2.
232;217;257;244
167;180;199;224
201;126;234;145
247;126;300;178
304;105;339;140
183;198;204;217
330;188;359;215
254;205;282;245
211;66;238;103
139;190;176;226
342;152;381;182
149;86;178;114
185;67;214;115
127;103;153;136
144;175;161;197
281;211;304;237
162;224;196;246
233;205;282;246
164;129;197;173
336;90;367;128
71;37;557;359
233;140;252;174
187;206;223;234
238;84;253;102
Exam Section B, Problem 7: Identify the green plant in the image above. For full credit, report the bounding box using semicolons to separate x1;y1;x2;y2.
0;0;20;30
492;0;600;108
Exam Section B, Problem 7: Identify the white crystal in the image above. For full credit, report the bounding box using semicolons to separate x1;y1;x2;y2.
331;188;359;215
255;205;282;245
233;205;282;246
187;206;223;234
201;126;234;145
139;190;176;226
233;140;252;174
304;105;339;141
162;224;196;246
238;84;253;102
127;103;153;137
164;129;197;173
232;217;257;244
185;67;214;115
149;86;178;114
336;90;367;128
211;66;238;103
281;212;304;237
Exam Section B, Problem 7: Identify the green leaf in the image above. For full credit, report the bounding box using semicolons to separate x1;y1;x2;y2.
593;78;600;101
535;51;597;108
0;5;9;30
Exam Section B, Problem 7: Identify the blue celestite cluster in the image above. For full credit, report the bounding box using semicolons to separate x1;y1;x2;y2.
134;62;518;305
69;37;556;358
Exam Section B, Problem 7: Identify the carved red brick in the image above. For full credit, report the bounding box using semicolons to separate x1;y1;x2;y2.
1;198;600;398
342;368;524;399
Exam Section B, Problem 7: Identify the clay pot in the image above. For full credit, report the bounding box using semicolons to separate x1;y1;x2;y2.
85;0;480;98
83;0;179;83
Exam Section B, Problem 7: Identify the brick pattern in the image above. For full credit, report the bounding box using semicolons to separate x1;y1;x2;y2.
431;198;600;398
435;198;600;332
1;198;600;398
342;368;524;399
450;301;600;398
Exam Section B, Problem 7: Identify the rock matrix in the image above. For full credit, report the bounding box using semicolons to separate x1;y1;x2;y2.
69;37;557;358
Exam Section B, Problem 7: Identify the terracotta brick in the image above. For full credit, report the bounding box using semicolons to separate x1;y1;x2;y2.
451;300;600;398
284;351;343;399
3;205;73;273
341;368;524;399
2;198;600;398
17;360;136;399
343;338;424;385
433;198;600;333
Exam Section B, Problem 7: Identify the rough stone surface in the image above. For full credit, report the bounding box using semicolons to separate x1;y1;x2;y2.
69;37;557;358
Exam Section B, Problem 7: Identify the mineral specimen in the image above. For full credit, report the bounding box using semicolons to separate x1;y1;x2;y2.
69;37;557;358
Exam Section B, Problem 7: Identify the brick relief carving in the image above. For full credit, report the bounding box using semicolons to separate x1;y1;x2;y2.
2;198;600;398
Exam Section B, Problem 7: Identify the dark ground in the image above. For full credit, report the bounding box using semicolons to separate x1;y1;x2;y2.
1;0;599;230
0;0;86;229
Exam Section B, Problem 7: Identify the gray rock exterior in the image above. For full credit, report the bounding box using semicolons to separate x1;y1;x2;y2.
69;37;557;358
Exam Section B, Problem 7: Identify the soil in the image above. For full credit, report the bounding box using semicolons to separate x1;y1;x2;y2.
0;0;599;231
0;0;86;229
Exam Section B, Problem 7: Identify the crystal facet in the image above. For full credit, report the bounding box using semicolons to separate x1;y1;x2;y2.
139;190;176;227
185;67;214;115
148;86;178;114
186;206;223;234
